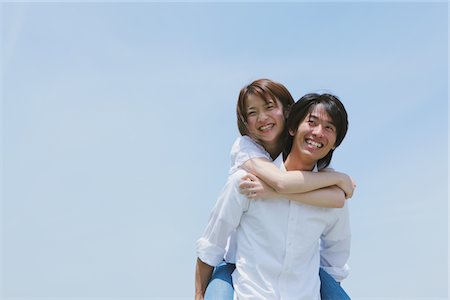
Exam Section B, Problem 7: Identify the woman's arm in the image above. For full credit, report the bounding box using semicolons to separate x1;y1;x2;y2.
240;173;347;208
242;158;354;198
282;186;346;208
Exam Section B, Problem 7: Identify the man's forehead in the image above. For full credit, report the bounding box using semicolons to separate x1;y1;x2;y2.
309;106;334;123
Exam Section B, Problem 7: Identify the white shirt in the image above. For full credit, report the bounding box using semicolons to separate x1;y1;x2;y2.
225;136;271;263
197;155;351;300
229;135;271;175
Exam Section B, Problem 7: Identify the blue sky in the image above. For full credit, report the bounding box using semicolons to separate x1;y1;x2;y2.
1;2;448;299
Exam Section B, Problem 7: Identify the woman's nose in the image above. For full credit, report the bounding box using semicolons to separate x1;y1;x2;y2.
258;111;268;121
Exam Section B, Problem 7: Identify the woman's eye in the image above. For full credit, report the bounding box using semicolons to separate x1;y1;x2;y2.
247;111;256;117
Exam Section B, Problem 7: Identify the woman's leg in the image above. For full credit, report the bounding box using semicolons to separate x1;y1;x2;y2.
204;262;236;300
320;268;351;300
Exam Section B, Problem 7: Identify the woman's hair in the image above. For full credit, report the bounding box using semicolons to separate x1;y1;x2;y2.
284;93;349;170
236;79;295;136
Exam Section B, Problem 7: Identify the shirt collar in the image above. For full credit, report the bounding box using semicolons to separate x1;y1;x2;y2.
276;154;318;173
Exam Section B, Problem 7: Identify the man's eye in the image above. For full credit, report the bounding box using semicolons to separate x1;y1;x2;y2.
266;105;274;110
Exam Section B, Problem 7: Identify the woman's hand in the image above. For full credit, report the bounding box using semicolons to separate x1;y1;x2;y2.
337;173;356;199
322;168;356;199
239;173;276;199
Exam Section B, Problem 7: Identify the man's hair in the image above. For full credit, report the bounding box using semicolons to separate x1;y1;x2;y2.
283;93;349;170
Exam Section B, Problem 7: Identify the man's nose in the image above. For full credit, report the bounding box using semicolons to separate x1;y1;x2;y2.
312;125;324;136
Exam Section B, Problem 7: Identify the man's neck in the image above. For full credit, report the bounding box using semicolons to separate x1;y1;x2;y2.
263;142;283;161
284;152;315;171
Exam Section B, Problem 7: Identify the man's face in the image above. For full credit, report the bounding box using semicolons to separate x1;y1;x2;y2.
290;104;337;163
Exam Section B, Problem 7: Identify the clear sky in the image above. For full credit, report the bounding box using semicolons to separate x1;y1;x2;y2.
1;2;448;300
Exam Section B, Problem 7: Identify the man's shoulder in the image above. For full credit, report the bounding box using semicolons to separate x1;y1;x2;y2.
219;169;250;210
227;169;248;184
325;202;350;222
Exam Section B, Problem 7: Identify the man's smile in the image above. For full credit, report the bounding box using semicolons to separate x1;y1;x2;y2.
305;138;324;149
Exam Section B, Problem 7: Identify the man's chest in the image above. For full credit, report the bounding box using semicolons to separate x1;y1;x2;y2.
242;200;336;246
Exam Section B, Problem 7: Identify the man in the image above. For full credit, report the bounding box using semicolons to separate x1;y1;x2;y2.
196;93;351;299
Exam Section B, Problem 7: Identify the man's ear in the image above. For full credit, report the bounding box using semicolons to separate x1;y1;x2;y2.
284;107;291;119
289;129;296;136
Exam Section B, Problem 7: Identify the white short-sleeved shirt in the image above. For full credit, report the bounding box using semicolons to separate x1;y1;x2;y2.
197;155;351;299
229;136;271;175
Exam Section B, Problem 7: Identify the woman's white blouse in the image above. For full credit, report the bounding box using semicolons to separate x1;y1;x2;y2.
229;136;271;175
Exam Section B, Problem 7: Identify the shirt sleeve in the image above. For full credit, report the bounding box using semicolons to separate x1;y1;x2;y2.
229;136;272;174
319;204;351;282
196;170;250;267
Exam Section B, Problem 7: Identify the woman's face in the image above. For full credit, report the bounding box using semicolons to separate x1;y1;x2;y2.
245;94;285;148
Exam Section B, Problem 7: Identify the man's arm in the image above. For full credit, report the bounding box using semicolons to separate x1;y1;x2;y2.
242;157;354;198
195;170;249;298
320;205;351;282
195;258;214;300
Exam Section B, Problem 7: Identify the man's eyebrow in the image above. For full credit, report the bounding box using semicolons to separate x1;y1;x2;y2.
309;113;335;125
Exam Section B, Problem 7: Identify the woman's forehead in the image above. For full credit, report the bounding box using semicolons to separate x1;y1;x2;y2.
245;94;277;107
